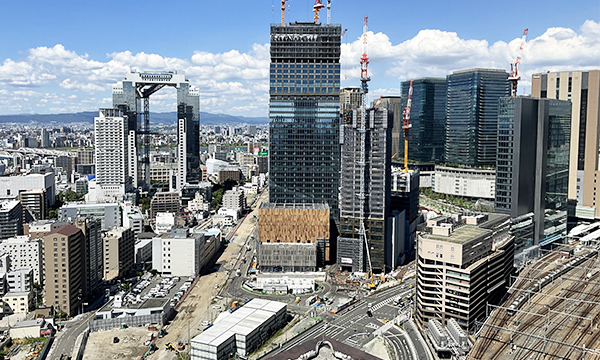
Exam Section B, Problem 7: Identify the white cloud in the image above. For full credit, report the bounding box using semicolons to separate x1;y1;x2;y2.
0;20;598;116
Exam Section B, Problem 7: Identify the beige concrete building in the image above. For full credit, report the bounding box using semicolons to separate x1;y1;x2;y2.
532;70;600;219
41;224;85;317
103;227;134;281
415;214;513;331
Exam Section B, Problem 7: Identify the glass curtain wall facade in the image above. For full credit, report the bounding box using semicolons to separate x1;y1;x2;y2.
268;22;342;221
445;69;510;166
400;78;446;163
495;97;570;251
177;83;201;183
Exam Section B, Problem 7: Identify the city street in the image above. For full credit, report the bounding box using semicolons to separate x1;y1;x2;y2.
49;312;95;360
269;283;421;359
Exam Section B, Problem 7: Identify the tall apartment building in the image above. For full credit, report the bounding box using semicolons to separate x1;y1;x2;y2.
103;227;134;281
400;78;446;163
0;201;22;240
531;70;600;220
94;108;133;202
337;107;393;273
75;218;103;296
0;236;42;284
495;97;571;251
445;69;510;166
415;214;513;331
42;225;86;317
268;21;342;222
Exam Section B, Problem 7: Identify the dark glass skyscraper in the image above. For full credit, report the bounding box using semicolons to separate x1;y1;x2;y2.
268;22;341;220
495;97;571;252
400;78;446;163
445;69;510;166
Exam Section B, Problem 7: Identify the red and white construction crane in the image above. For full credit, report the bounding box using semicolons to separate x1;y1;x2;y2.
402;80;413;173
313;0;325;23
358;16;374;286
508;28;528;97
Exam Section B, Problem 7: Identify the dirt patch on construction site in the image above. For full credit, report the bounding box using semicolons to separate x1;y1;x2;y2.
84;327;150;360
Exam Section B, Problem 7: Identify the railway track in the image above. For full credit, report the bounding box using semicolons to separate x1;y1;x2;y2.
470;255;596;360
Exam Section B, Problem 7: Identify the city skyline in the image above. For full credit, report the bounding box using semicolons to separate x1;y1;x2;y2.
0;1;598;117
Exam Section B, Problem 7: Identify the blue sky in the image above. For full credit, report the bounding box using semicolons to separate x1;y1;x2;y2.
0;0;598;116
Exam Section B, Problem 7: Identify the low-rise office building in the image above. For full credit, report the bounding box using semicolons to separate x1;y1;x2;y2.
415;213;513;331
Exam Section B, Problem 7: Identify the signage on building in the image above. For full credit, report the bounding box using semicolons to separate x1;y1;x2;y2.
271;34;319;42
258;151;269;157
340;257;352;264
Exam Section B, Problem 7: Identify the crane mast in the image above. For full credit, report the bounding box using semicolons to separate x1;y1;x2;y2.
327;0;331;24
509;28;528;97
359;16;373;282
402;80;413;173
280;0;288;26
313;0;324;23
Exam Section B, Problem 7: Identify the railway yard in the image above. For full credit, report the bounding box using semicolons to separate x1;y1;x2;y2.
469;244;600;360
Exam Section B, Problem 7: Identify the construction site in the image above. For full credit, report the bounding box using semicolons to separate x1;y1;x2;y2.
469;242;600;359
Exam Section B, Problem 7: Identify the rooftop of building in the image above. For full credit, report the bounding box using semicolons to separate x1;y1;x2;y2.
44;224;81;237
192;299;286;346
260;202;330;210
424;225;490;244
265;337;381;360
451;68;508;74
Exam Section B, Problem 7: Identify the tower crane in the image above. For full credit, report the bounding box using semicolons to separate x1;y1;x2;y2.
313;0;325;24
402;80;413;173
327;0;331;24
280;0;288;26
358;16;374;287
508;29;528;97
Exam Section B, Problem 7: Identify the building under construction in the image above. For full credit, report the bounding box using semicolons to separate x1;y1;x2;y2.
337;106;393;273
268;19;342;224
258;203;330;272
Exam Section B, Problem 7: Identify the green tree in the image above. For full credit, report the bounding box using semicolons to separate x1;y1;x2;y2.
138;196;151;213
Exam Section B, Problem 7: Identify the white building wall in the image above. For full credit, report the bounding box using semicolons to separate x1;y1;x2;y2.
0;237;41;284
94;110;128;202
432;166;495;199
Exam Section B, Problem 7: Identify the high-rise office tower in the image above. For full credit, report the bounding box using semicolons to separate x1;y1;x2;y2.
337;108;392;273
112;71;200;189
377;96;402;160
40;129;50;148
445;69;510;166
495;97;571;251
531;70;600;220
94;108;132;202
268;21;342;222
400;78;446;163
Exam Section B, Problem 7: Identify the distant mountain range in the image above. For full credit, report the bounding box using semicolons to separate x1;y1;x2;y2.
0;111;268;126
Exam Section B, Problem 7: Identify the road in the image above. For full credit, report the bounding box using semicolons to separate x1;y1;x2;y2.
269;283;419;359
50;311;95;360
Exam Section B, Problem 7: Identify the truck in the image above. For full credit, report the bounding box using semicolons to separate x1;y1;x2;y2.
236;269;241;277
